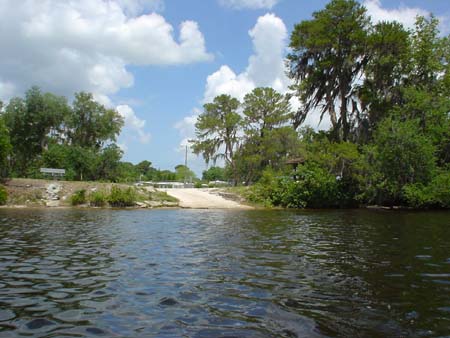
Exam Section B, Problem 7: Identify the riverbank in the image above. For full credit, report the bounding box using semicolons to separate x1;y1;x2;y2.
1;178;179;209
1;179;251;210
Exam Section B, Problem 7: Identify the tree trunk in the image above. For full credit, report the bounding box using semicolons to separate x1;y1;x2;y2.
340;86;349;142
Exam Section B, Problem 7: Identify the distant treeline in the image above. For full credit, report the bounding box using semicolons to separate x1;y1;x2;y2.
191;0;450;209
0;87;196;183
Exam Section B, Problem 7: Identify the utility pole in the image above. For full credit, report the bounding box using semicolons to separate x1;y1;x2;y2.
184;145;188;184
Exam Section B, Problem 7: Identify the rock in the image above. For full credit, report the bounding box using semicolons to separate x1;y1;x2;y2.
136;202;147;208
45;183;62;202
46;200;60;207
162;201;178;207
145;201;163;208
46;183;61;194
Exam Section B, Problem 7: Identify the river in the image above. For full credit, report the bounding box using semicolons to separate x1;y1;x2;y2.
0;209;449;337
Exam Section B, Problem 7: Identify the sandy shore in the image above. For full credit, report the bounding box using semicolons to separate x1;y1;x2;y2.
161;188;252;209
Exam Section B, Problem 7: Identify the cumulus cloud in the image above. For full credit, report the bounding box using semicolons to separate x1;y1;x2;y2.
219;0;280;10
175;13;330;166
116;0;164;16
0;0;212;152
363;0;438;30
117;105;151;144
204;13;289;103
0;0;211;101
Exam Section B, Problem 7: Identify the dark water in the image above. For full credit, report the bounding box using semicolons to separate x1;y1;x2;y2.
0;209;449;337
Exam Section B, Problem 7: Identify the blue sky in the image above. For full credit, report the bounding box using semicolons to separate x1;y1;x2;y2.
0;0;449;175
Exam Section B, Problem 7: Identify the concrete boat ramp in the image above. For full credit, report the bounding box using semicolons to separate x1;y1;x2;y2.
160;188;252;209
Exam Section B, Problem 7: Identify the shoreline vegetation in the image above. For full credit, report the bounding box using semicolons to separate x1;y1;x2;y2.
1;178;179;209
0;0;449;211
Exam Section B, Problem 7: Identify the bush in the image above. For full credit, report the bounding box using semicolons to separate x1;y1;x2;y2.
89;190;107;207
108;186;136;207
370;118;436;205
71;189;87;205
403;170;450;208
245;165;348;209
149;191;178;203
0;185;7;205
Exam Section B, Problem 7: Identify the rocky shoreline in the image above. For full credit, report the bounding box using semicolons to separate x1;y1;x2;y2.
1;178;179;209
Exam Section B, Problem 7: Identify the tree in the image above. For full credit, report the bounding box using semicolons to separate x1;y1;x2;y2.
365;118;437;205
3;87;69;175
95;144;124;181
287;0;370;141
0;117;11;178
135;160;153;179
358;21;410;140
67;92;123;149
192;94;242;185
236;88;298;184
243;87;292;137
202;166;226;182
174;165;196;182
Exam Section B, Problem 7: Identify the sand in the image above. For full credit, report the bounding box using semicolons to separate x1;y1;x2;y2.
160;188;252;209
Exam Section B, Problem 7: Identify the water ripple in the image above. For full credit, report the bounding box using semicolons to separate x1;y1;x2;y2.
0;209;449;337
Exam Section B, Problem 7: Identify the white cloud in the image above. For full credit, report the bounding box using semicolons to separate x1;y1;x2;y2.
174;109;208;174
0;0;212;102
117;104;151;144
203;13;289;103
176;13;330;166
219;0;280;10
116;0;164;16
174;109;201;142
203;65;254;103
364;0;428;29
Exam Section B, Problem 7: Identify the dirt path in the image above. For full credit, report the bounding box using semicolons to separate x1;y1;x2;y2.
160;188;252;209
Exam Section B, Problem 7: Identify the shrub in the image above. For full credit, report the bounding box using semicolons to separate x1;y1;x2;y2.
371;118;436;204
71;189;86;206
149;191;178;203
89;190;107;207
403;170;450;208
0;185;7;205
108;186;136;207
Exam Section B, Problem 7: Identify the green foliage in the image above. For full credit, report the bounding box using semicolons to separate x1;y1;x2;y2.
67;92;123;149
403;171;450;209
3;87;69;175
192;94;242;184
0;118;11;178
175;165;196;182
359;21;410;136
287;0;370;140
0;185;7;205
149;191;178;203
202;166;226;181
246;165;345;208
89;190;107;207
363;118;437;205
71;189;87;206
107;186;137;207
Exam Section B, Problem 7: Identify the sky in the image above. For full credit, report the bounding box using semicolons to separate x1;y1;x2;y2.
0;0;449;175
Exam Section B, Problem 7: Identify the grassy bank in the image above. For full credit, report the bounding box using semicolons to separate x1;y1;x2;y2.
1;178;178;209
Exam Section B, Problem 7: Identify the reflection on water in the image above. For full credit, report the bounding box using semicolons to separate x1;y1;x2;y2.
0;209;449;337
